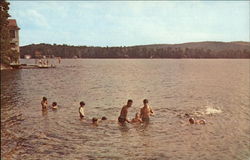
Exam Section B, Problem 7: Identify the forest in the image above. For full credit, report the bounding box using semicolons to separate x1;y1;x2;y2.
20;42;250;59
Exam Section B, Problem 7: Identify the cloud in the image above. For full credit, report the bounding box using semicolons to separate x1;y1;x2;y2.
9;1;249;46
25;9;50;28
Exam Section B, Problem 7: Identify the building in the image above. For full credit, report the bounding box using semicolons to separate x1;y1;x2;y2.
7;19;20;53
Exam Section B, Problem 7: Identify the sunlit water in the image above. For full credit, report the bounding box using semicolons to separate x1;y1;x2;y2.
1;59;250;160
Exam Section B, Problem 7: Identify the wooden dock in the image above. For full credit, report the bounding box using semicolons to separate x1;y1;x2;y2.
10;64;56;69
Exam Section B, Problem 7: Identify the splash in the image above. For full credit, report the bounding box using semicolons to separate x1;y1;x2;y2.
205;106;222;115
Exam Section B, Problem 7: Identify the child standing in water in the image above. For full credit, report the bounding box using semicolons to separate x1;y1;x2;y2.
79;101;85;119
140;99;154;122
41;97;48;110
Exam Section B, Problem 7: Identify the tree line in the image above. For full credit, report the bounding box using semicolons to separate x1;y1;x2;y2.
20;43;250;59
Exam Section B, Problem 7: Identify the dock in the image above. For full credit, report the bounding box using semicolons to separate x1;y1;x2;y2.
10;64;56;69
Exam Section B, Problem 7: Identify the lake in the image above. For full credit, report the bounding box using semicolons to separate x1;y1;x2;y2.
1;59;249;160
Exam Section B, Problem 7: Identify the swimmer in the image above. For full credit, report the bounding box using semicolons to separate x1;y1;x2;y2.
118;99;133;124
189;117;206;125
131;113;142;123
139;99;154;122
101;116;107;121
51;102;58;110
184;113;190;118
41;97;48;110
79;101;85;119
92;117;98;126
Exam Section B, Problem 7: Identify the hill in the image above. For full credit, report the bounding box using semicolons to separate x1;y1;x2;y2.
20;41;250;59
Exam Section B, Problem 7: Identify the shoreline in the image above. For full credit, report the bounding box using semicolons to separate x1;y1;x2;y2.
0;64;12;70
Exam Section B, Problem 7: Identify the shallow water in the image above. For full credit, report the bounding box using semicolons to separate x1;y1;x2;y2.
1;59;250;160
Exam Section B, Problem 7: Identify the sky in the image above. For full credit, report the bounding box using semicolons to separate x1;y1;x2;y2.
9;1;249;47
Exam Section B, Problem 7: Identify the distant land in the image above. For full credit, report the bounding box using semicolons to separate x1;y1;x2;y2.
20;41;250;59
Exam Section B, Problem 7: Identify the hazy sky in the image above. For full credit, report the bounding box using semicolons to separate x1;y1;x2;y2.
9;1;249;47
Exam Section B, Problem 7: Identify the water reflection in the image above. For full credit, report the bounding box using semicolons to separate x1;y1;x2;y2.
118;124;130;134
41;110;48;117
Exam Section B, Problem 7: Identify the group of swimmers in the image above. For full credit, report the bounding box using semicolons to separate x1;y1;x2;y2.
41;97;206;125
79;99;154;125
118;99;154;124
41;97;58;110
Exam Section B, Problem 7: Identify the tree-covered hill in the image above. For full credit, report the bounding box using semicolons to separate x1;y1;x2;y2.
20;41;250;59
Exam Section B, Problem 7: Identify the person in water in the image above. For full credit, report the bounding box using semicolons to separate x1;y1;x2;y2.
92;117;98;125
189;117;206;125
118;99;133;124
131;113;142;123
79;101;85;119
140;99;154;122
41;97;48;110
101;116;107;120
51;102;58;110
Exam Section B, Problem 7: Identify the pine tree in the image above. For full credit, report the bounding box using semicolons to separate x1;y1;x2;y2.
0;0;11;65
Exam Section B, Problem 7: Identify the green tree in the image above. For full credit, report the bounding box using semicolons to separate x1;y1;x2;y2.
0;0;11;65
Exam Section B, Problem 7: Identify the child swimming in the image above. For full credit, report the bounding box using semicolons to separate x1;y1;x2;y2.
51;102;58;110
101;116;107;120
92;117;98;125
131;113;142;123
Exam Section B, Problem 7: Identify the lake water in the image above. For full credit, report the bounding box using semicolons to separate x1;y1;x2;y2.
1;59;250;160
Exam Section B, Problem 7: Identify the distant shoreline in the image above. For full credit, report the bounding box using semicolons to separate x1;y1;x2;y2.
20;41;250;59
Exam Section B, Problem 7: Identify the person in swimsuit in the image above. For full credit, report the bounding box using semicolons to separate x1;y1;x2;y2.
79;101;85;119
189;117;206;125
118;99;133;124
140;99;154;122
41;97;48;110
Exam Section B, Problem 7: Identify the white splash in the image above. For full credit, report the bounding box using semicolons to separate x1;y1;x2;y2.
205;106;222;114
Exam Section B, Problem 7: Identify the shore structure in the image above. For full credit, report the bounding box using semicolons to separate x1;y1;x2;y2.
1;19;20;70
8;19;20;53
2;19;56;70
8;19;20;67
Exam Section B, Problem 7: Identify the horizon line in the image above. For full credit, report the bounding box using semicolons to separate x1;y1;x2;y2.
21;40;250;47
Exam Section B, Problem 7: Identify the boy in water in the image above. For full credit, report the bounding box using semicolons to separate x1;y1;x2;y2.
118;99;133;124
41;97;48;110
101;116;107;121
51;102;58;110
92;117;98;126
79;101;85;119
131;113;142;123
140;99;154;122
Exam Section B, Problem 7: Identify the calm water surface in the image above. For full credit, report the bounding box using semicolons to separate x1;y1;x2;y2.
1;59;250;160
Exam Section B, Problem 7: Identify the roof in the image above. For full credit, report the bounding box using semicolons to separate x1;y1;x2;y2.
7;19;20;30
